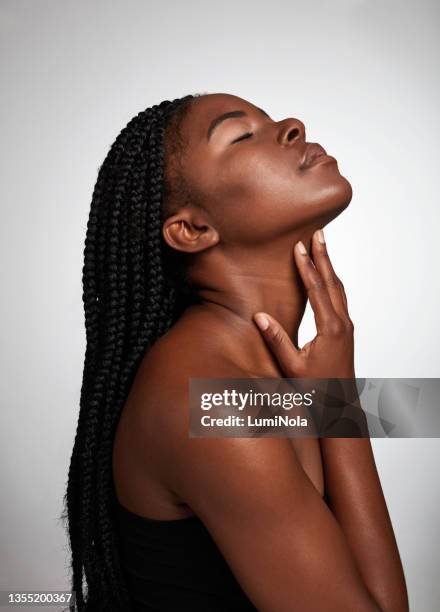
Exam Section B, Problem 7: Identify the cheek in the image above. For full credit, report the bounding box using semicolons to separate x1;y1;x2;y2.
191;153;352;245
211;152;292;212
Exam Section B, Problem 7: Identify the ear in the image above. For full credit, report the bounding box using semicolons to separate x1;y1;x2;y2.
162;207;220;254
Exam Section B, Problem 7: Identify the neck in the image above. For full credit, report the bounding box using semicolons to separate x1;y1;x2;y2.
185;234;312;376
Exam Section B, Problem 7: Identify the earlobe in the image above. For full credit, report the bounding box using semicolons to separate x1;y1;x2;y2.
162;210;219;254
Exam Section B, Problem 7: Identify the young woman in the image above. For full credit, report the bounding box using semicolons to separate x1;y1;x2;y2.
62;92;409;611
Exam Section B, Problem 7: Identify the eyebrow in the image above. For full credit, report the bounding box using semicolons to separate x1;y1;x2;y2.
207;107;270;141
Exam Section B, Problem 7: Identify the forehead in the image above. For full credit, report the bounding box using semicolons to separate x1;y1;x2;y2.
181;93;265;144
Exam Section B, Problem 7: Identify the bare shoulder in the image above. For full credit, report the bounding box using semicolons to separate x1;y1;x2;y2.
132;317;241;400
123;313;245;449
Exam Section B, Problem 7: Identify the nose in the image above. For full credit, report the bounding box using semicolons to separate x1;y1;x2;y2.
278;118;305;146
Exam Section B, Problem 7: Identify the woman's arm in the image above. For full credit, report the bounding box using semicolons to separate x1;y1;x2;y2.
252;232;409;611
320;437;409;612
153;401;387;611
137;347;384;611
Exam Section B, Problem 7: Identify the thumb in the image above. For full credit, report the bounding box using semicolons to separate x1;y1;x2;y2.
253;312;300;377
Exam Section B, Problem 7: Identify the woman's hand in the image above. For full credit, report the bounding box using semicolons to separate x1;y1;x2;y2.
253;228;355;379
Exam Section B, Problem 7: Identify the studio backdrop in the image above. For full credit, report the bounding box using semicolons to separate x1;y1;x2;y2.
1;1;439;610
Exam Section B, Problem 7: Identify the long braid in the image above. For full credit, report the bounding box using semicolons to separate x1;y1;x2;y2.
61;93;203;610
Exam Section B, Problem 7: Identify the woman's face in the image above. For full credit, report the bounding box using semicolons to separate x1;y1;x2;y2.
173;92;352;247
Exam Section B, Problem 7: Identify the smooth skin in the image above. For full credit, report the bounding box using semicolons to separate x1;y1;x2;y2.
112;93;409;611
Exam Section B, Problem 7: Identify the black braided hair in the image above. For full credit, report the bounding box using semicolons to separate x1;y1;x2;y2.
60;92;206;611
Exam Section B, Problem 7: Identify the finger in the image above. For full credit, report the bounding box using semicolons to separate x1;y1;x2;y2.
339;280;348;311
253;312;300;377
310;229;350;322
293;241;343;335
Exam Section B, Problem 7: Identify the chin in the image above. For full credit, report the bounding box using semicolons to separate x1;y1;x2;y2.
305;175;353;227
325;173;352;210
333;174;353;209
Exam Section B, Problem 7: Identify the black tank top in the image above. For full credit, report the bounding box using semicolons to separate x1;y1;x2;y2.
114;499;258;611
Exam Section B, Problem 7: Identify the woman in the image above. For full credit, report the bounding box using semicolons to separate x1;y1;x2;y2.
62;92;409;611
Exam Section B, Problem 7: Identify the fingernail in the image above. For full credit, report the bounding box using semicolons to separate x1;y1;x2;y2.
254;313;270;331
296;240;307;255
317;228;325;245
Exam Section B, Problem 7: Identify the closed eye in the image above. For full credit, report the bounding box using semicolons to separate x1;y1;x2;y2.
231;132;253;144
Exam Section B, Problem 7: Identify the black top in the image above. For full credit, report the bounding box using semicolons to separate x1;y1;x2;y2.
114;499;258;611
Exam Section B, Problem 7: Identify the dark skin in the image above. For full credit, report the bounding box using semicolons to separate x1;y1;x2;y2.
113;94;409;611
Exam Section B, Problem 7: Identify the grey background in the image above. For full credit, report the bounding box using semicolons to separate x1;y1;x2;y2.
1;0;439;610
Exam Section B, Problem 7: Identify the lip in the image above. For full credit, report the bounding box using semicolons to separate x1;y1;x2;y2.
300;142;337;169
